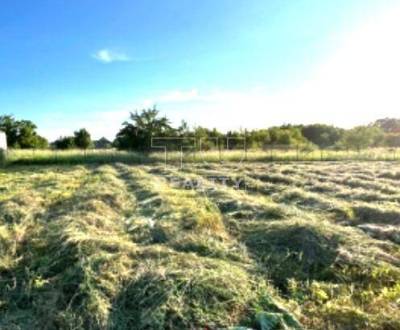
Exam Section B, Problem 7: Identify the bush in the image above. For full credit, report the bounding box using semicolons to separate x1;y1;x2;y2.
52;136;76;149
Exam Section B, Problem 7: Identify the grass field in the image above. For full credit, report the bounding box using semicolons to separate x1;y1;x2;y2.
3;147;400;165
1;161;400;329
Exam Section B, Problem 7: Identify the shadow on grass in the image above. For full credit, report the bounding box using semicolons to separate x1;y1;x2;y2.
242;222;340;291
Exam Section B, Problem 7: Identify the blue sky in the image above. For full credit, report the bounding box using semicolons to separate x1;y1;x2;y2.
1;0;400;140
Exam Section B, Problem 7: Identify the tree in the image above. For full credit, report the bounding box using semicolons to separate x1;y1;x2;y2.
248;129;271;149
74;128;92;149
114;123;140;150
301;124;344;148
372;118;400;148
53;136;75;150
18;120;49;148
374;118;400;133
340;126;384;151
114;107;172;150
385;134;400;148
0;115;48;149
129;107;172;136
177;120;190;137
268;126;307;146
29;135;48;149
193;126;223;150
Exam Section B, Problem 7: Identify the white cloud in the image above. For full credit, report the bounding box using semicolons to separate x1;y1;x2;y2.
92;49;130;63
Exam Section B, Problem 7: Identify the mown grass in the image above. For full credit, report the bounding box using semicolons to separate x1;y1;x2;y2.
148;163;400;330
0;163;302;329
1;161;400;329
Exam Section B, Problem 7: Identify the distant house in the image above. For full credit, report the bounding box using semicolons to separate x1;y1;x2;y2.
0;131;7;150
94;137;112;149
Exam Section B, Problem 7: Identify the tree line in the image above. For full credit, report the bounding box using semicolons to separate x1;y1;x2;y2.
1;110;399;151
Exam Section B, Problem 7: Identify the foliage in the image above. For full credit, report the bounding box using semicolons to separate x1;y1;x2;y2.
114;107;172;150
74;128;92;149
0;115;48;149
268;125;308;146
247;129;271;149
301;124;344;148
52;136;76;150
4;112;400;152
339;126;384;151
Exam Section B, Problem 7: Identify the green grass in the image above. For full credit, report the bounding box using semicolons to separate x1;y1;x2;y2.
1;162;400;329
3;147;400;166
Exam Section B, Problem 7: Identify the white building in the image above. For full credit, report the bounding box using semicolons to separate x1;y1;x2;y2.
0;131;7;150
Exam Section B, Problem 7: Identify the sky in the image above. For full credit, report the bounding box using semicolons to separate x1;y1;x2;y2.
1;0;400;140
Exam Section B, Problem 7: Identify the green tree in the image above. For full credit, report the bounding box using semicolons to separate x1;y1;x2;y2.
268;126;307;146
129;108;172;136
248;129;270;149
53;136;75;150
0;115;48;149
301;124;344;148
177;120;190;136
74;128;92;149
114;107;172;150
193;126;223;151
340;126;384;151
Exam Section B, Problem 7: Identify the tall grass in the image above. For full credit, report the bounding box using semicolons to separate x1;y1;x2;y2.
3;147;400;166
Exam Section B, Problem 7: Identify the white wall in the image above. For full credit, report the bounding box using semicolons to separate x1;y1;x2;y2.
0;132;7;150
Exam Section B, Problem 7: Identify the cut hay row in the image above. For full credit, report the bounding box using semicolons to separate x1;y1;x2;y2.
0;163;303;329
147;164;400;329
116;164;248;261
180;164;353;220
152;165;295;223
114;164;302;329
0;166;88;273
1;165;137;328
284;163;400;195
196;163;400;246
239;162;400;197
1;162;400;329
218;162;400;223
116;164;226;237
